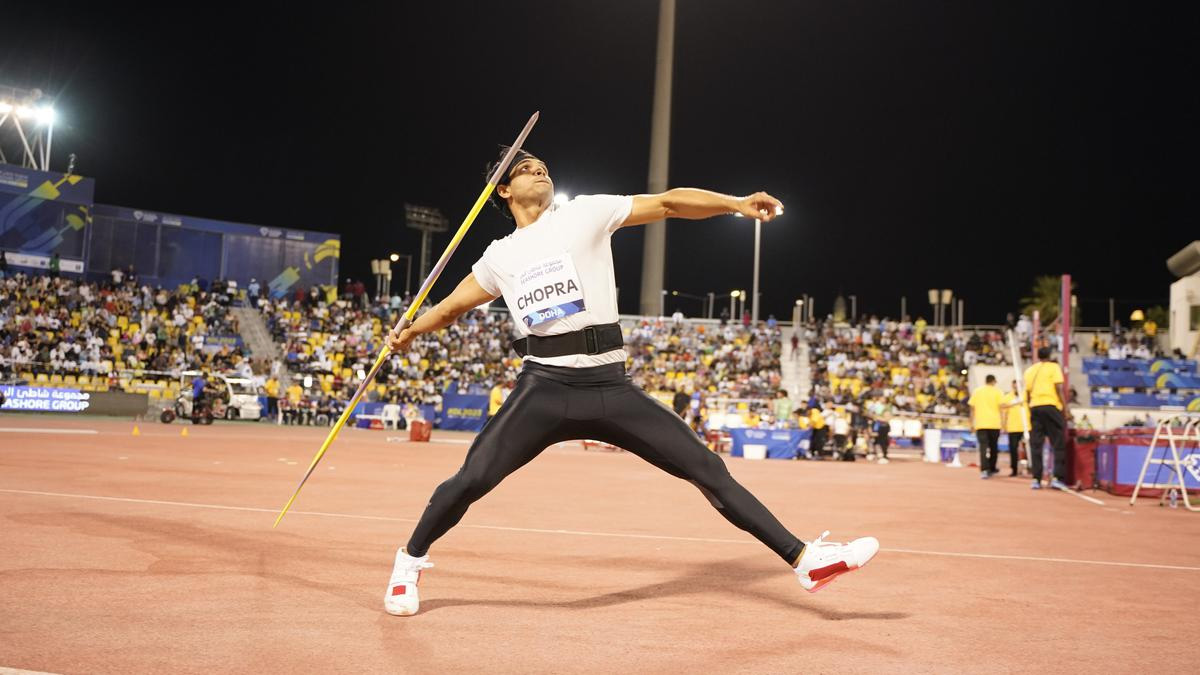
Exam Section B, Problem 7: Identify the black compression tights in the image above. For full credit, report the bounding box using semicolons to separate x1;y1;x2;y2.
406;362;804;564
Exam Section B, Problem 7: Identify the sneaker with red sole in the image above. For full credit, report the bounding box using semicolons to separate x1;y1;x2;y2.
794;530;879;593
384;548;434;616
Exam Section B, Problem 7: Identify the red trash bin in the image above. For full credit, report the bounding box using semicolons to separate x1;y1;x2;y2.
409;419;432;442
1067;428;1100;490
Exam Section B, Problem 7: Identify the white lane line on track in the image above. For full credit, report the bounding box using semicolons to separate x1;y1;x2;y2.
1055;486;1107;506
0;428;99;435
0;667;62;675
1;487;1197;572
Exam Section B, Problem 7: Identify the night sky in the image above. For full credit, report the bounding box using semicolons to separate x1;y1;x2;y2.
3;1;1194;325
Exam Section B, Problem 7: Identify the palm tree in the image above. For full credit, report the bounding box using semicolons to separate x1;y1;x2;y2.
1020;276;1077;324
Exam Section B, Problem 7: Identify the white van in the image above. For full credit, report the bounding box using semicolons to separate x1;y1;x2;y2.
177;371;263;421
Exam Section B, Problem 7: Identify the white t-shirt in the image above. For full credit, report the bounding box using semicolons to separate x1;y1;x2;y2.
472;194;632;368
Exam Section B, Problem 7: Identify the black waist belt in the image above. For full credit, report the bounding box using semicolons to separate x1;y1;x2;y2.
511;322;624;358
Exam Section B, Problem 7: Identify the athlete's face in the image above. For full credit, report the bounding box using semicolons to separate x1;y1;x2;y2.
499;158;553;206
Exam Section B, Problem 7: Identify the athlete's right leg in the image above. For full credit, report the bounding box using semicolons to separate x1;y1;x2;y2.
406;373;569;556
591;383;805;564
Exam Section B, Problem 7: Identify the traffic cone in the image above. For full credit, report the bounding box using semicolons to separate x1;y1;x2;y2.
181;427;189;438
131;425;140;436
948;449;963;468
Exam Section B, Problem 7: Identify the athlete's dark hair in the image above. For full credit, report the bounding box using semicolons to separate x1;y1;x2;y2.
485;145;542;220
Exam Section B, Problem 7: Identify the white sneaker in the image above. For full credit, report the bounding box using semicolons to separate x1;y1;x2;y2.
877;457;889;465
794;530;879;593
384;548;434;616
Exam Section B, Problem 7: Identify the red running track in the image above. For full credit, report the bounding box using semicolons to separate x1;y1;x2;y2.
1;416;1198;673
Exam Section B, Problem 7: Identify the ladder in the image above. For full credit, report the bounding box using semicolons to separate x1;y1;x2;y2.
1129;414;1200;511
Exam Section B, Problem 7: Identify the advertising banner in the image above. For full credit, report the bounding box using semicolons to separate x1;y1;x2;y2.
440;392;488;432
0;166;94;259
0;387;148;416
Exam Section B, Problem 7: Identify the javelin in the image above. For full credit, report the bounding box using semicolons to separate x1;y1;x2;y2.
274;111;540;527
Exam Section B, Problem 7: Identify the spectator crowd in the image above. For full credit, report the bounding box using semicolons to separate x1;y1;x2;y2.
0;269;249;382
805;316;1011;420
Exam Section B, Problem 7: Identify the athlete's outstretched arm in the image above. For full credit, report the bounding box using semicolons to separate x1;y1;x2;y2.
386;273;498;352
619;189;783;228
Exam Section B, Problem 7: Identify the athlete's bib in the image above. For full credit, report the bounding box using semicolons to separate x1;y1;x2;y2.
513;254;586;327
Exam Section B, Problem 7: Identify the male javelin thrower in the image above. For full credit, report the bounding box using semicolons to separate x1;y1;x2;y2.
383;148;879;615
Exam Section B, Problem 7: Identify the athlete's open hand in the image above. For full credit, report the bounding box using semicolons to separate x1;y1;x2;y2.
386;327;415;354
735;192;784;222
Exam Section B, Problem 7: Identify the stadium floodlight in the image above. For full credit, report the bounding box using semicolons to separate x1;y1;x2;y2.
554;192;570;206
35;107;56;126
731;290;741;298
389;253;400;262
0;84;56;171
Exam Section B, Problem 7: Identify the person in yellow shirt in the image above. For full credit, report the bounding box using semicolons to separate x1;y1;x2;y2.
488;382;505;417
1001;380;1029;477
1023;347;1066;490
967;375;1005;478
264;376;281;421
808;406;827;457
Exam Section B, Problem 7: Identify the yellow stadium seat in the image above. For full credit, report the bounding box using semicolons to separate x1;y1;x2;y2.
77;375;90;386
64;375;77;385
129;323;140;333
36;373;50;383
117;316;128;330
49;374;63;384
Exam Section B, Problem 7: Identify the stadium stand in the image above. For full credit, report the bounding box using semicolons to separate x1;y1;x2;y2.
805;318;1011;418
1084;357;1200;408
0;271;248;402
